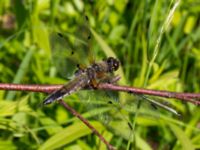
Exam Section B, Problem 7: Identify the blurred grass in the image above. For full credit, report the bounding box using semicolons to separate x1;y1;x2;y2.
0;0;200;150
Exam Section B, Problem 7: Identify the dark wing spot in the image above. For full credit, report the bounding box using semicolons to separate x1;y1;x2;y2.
87;35;91;40
85;15;89;21
57;32;63;37
108;101;113;104
127;122;133;130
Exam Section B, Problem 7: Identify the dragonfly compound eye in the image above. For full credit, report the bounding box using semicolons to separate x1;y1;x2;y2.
107;57;120;72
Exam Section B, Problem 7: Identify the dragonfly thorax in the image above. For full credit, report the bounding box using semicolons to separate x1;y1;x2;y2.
76;57;120;81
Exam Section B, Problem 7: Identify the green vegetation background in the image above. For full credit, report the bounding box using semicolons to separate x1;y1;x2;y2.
0;0;200;150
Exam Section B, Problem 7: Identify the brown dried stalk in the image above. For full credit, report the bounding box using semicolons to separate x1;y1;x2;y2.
0;83;199;105
59;99;116;150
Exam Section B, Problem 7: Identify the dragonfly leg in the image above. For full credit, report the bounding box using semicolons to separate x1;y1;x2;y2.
90;79;98;89
85;75;120;90
100;75;120;84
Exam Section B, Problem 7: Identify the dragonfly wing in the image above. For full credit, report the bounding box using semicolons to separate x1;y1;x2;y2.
50;32;80;78
140;95;180;116
50;16;94;79
73;89;133;139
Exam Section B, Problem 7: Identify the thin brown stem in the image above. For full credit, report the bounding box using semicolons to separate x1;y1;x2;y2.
0;83;199;105
98;83;200;105
59;99;115;150
0;83;60;93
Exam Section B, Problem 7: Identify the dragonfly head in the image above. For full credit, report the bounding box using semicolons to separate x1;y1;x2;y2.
106;57;120;72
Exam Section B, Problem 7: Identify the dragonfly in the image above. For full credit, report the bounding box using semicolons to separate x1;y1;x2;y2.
43;15;120;105
43;56;119;105
37;16;183;150
42;14;179;128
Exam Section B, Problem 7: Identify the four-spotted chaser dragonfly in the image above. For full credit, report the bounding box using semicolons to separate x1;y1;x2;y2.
43;56;119;105
42;15;179;133
42;16;121;105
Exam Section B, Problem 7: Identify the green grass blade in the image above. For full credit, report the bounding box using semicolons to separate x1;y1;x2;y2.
169;123;195;150
39;121;105;150
6;49;34;100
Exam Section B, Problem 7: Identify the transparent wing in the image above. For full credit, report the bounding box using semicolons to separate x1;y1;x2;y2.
130;93;180;116
50;32;76;78
58;85;180;150
50;16;94;78
70;90;134;140
81;90;180;131
139;95;180;116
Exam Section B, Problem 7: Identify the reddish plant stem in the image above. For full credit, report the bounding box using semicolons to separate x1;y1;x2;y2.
98;83;200;105
0;83;199;105
59;99;115;150
0;83;60;93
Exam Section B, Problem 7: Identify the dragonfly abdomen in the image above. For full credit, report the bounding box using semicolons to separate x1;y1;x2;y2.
43;73;90;105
